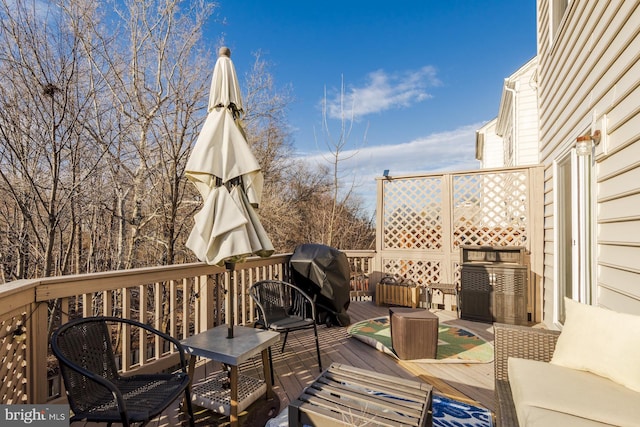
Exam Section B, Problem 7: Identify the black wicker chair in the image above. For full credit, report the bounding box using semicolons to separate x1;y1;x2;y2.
51;316;195;427
250;280;322;375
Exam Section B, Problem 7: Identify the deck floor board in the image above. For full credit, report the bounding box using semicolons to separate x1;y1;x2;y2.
250;301;496;413
88;301;496;425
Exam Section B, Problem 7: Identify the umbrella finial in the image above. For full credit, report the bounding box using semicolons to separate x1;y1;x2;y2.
218;46;231;58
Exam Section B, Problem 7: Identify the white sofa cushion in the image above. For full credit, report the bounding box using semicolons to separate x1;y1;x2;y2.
550;297;640;392
509;357;640;427
513;406;617;427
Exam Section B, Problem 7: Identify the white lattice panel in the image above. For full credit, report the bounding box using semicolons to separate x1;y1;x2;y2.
1;312;28;404
453;171;528;247
381;258;441;287
383;177;443;250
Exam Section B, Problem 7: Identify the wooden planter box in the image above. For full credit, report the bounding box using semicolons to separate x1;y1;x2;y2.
375;281;420;308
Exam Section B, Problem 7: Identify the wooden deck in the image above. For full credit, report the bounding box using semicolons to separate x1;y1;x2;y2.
121;301;496;426
264;301;495;411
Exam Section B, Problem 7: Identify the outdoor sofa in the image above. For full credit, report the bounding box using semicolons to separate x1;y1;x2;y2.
494;298;640;426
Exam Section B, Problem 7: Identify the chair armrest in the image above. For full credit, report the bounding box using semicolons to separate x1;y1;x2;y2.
493;322;561;382
495;379;518;427
249;280;318;326
110;317;190;373
493;323;561;427
290;285;317;320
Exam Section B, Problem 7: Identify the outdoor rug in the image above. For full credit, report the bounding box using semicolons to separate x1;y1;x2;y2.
347;316;493;363
266;393;493;427
432;394;494;427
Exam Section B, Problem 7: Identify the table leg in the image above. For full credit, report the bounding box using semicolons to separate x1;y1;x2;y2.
183;355;196;409
230;365;239;427
261;348;274;399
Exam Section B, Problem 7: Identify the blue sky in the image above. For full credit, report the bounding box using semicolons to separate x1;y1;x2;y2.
210;1;537;213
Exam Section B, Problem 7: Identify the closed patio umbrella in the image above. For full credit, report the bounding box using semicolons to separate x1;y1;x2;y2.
186;47;274;336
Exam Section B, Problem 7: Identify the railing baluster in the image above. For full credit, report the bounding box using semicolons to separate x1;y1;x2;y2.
139;284;147;365
169;279;177;353
194;276;200;333
122;287;132;372
154;282;162;359
103;290;111;316
182;277;189;339
82;293;92;317
233;269;240;327
248;268;255;324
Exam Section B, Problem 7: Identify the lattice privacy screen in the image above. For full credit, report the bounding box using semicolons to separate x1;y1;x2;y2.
453;171;528;247
383;170;529;251
383;177;444;250
1;312;28;404
379;169;532;286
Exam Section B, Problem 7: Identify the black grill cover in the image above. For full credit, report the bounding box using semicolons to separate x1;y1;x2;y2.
290;243;351;326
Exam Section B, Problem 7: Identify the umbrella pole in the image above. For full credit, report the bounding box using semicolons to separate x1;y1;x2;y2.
225;261;236;338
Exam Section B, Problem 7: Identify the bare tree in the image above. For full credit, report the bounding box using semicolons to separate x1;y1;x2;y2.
314;76;371;248
108;0;214;268
0;0;113;278
0;0;217;280
150;51;212;265
75;0;216;268
0;0;375;284
241;63;376;252
241;52;298;252
243;51;294;177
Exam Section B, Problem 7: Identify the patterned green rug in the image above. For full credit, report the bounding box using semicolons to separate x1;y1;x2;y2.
347;316;493;363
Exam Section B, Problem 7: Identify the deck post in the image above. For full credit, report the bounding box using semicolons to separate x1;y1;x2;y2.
28;301;49;403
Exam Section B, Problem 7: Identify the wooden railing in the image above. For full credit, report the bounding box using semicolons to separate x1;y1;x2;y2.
0;251;376;404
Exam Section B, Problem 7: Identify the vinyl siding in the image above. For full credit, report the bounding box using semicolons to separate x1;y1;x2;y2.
516;91;539;165
538;0;640;320
496;57;539;167
477;119;504;168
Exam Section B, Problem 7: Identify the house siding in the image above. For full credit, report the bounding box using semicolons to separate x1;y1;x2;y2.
516;91;539;165
495;57;540;168
476;119;504;168
538;0;640;321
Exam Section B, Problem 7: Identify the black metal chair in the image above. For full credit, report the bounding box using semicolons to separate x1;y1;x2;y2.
249;280;322;375
51;316;195;427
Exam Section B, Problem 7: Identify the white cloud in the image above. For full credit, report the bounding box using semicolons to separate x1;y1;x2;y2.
326;66;440;120
298;123;481;216
4;0;52;21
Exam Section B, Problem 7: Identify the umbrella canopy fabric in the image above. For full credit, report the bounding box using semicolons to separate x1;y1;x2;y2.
186;47;273;266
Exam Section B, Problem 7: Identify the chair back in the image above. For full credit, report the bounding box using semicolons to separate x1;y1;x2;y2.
51;318;121;412
250;280;315;326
